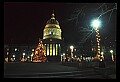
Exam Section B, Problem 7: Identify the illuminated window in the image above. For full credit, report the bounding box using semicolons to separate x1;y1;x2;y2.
53;44;55;56
48;29;52;35
51;32;53;35
50;44;52;56
56;31;58;35
49;31;51;34
56;44;58;56
44;30;47;36
47;44;49;56
53;32;55;35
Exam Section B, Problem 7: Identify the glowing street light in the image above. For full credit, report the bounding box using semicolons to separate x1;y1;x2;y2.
91;19;101;30
70;46;74;50
12;55;15;61
13;55;15;58
23;53;25;56
110;50;113;54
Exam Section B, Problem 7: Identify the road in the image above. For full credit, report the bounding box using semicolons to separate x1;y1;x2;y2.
4;62;116;79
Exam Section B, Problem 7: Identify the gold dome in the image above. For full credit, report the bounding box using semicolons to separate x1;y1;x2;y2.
43;10;62;40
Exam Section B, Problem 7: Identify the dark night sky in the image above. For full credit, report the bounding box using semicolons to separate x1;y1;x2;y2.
4;2;116;47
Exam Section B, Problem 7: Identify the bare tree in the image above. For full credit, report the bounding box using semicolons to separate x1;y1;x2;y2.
64;3;117;44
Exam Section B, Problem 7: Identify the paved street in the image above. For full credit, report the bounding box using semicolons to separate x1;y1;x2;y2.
4;62;116;79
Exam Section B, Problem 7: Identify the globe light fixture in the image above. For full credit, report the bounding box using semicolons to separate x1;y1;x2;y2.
70;45;74;50
110;50;113;53
91;19;101;30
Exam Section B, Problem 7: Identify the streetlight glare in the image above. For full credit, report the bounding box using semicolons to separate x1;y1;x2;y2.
13;55;15;57
91;19;101;29
70;45;74;49
110;50;113;53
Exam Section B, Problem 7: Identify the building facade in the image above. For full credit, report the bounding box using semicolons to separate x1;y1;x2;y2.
42;11;62;62
4;44;37;62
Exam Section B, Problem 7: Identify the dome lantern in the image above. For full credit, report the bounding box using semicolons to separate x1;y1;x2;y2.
51;10;55;19
46;10;59;25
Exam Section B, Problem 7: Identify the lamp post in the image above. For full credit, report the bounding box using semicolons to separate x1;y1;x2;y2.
110;50;114;61
13;55;15;62
70;46;74;58
91;19;103;61
31;54;33;61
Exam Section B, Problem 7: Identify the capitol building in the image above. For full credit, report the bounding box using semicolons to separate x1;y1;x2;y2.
4;11;63;62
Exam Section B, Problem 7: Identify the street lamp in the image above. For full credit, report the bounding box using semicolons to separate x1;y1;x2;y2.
91;18;102;61
110;50;114;61
13;55;15;61
31;53;33;61
13;55;15;58
70;45;74;58
91;19;101;30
